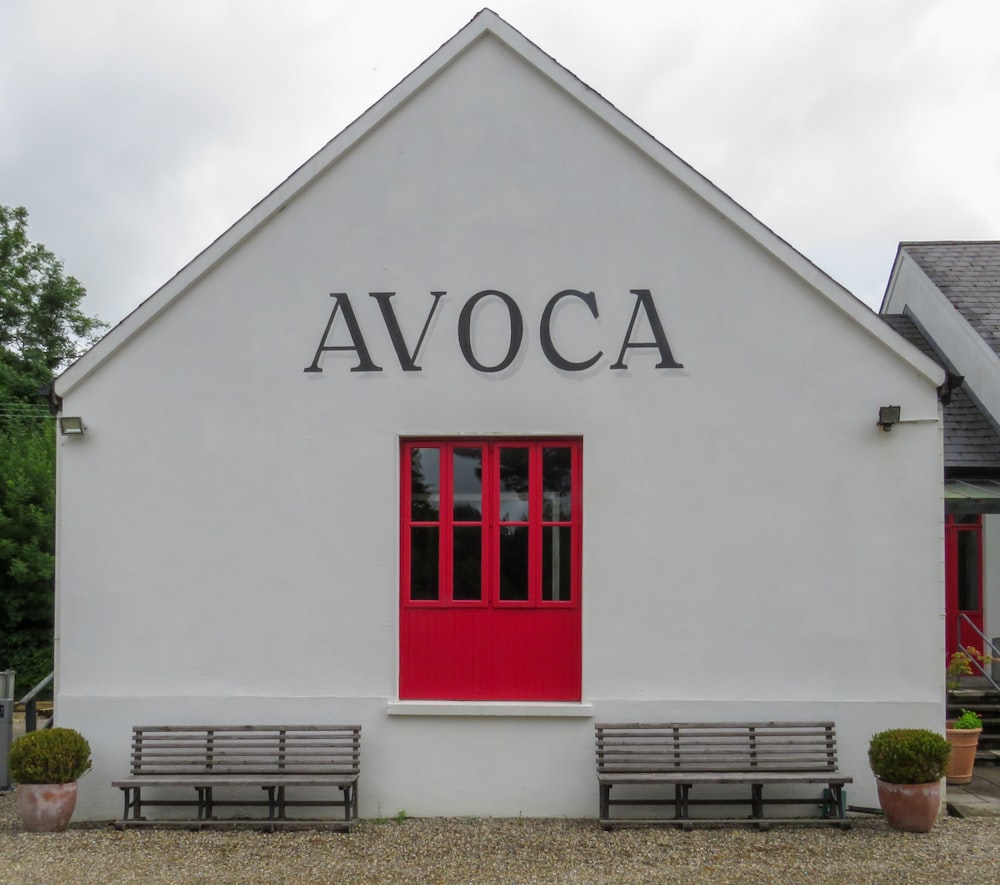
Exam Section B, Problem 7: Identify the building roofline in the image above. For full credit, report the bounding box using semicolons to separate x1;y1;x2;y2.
55;8;945;396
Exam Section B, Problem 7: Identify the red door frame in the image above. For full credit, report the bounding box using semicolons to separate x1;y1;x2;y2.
945;513;984;659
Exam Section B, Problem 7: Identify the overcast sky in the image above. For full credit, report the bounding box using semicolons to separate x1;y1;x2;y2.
2;0;998;328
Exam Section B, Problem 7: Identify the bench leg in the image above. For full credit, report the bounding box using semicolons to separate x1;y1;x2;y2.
341;784;356;822
751;784;764;819
263;786;277;821
599;784;611;827
679;784;692;820
824;784;850;827
197;787;215;821
120;787;144;824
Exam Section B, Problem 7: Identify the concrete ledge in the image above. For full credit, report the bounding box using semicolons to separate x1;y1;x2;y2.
386;701;594;718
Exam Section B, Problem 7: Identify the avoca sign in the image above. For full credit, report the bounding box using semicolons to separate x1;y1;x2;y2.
304;288;683;374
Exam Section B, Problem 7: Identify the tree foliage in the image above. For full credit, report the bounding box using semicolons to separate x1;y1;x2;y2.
1;205;104;401
0;204;106;693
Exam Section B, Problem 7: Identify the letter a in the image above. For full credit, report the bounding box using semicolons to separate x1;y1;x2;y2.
610;289;683;370
303;293;382;373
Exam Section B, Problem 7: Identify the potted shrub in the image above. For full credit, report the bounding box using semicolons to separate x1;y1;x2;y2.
868;728;950;832
946;709;983;785
8;727;92;832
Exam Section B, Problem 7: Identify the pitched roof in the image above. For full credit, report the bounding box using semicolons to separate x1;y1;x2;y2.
881;311;1000;472
55;9;944;396
901;241;1000;357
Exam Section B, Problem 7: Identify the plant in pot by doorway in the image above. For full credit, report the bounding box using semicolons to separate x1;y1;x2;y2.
946;709;983;785
947;648;993;693
8;727;92;832
868;728;950;833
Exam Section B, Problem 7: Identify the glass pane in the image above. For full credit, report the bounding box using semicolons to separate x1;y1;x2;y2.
453;526;482;600
453;447;483;521
542;447;572;521
410;448;440;521
409;526;439;600
542;526;572;601
499;447;530;522
957;530;980;612
499;526;529;600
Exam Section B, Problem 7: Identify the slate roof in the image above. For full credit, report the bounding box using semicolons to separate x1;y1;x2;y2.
881;312;1000;472
902;241;1000;356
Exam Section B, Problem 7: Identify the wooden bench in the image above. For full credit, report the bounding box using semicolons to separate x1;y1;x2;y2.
595;721;852;829
112;725;361;829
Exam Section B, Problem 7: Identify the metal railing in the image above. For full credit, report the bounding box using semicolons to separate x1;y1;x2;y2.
956;614;1000;694
18;672;53;733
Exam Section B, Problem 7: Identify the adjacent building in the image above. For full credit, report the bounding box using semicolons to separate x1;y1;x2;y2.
882;241;1000;664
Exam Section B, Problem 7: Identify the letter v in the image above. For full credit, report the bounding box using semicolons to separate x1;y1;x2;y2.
370;291;445;371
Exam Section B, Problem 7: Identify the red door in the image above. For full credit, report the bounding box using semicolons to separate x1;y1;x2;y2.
945;514;984;660
400;439;582;701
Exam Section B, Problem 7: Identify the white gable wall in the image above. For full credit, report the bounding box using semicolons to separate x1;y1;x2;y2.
55;30;944;820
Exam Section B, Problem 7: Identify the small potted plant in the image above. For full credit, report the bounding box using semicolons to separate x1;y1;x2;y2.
8;727;92;832
868;728;950;832
946;708;983;785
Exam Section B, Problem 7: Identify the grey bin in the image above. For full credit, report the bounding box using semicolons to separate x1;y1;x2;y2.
0;670;13;790
993;641;1000;683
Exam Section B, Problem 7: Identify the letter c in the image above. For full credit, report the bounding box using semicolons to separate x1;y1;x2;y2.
540;289;603;371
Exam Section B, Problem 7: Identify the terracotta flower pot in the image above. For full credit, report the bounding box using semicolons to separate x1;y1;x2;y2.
15;782;79;833
945;726;982;785
875;779;941;832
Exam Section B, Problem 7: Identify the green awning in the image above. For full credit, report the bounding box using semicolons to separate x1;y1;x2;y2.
945;479;1000;514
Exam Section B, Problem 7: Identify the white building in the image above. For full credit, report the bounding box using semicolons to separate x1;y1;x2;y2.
53;10;945;821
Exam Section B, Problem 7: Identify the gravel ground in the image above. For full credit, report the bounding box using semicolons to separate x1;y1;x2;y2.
2;792;999;884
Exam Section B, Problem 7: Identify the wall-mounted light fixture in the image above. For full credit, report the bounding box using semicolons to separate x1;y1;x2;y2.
877;405;901;432
59;416;86;436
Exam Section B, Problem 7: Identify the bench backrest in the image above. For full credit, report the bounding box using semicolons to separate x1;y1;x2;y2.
595;721;840;774
130;725;361;777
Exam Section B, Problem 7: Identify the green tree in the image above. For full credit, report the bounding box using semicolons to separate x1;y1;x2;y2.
0;204;105;692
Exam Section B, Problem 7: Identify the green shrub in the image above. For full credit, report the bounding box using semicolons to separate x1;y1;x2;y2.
868;729;950;784
8;728;92;784
951;709;983;730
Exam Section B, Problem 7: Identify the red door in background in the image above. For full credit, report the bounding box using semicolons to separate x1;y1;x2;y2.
945;514;984;660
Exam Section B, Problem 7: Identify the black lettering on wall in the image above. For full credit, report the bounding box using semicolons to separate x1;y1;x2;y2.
610;288;683;370
539;289;603;371
370;291;445;372
303;292;382;373
457;290;524;373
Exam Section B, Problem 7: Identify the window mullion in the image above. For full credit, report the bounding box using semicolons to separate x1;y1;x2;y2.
484;442;498;607
441;442;454;604
529;442;541;606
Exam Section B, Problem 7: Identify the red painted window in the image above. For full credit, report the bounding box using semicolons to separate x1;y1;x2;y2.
400;439;582;700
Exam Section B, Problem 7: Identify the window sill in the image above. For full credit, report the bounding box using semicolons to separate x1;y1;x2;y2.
386;701;593;718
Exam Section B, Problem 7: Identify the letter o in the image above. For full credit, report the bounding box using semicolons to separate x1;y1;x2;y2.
458;290;524;373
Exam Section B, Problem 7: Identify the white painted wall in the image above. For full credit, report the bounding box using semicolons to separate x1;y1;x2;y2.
54;32;944;820
985;516;1000;658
